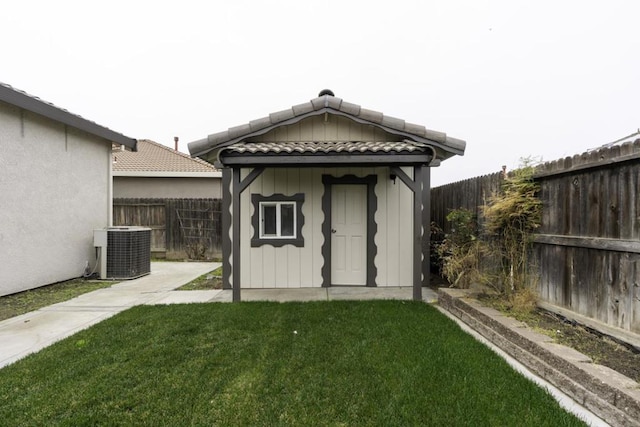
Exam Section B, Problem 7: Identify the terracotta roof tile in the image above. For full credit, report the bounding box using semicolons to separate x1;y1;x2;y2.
381;115;405;130
403;122;427;137
358;107;384;124
222;140;430;155
228;124;251;139
339;101;361;116
292;102;315;116
269;108;296;123
250;116;272;131
113;139;217;173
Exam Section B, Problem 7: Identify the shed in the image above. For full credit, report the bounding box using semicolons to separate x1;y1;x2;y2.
189;90;465;301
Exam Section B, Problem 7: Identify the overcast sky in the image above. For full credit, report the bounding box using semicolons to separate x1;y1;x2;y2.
2;0;638;186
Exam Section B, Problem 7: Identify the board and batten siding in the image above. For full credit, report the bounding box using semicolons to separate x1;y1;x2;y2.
374;166;414;287
249;115;400;143
232;166;414;288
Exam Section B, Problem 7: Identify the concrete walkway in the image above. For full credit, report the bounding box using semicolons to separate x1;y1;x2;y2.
154;285;439;304
0;262;218;369
0;262;437;369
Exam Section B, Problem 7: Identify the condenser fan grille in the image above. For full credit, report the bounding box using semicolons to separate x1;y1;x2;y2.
106;227;151;279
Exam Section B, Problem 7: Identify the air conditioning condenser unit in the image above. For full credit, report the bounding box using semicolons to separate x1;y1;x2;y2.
93;227;151;280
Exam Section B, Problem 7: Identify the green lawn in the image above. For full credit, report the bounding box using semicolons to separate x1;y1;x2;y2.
0;301;585;426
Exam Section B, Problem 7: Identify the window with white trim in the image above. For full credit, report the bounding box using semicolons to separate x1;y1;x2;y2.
260;201;296;238
251;193;304;247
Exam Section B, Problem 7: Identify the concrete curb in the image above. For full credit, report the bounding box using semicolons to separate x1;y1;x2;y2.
438;288;640;427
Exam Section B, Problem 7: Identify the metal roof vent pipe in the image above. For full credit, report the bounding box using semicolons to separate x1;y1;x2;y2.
174;136;179;152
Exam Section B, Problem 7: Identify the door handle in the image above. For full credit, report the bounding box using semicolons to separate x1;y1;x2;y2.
331;229;337;234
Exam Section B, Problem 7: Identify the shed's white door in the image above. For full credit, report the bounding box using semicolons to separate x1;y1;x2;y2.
331;185;367;285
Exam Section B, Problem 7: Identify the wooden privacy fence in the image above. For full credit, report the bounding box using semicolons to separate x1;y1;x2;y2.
534;141;640;333
431;140;640;334
430;171;503;235
113;198;222;260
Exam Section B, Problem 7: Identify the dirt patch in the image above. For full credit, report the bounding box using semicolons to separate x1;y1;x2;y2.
477;294;640;383
531;309;640;382
177;268;222;290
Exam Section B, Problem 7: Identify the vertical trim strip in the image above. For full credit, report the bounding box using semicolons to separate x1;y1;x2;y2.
221;168;232;290
320;176;332;288
107;145;113;226
366;179;378;287
232;167;241;301
421;165;431;292
413;166;422;301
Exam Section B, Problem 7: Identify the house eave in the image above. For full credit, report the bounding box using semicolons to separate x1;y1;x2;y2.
112;171;222;178
0;83;137;150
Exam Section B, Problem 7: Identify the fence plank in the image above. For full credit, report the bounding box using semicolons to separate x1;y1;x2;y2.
113;198;222;260
534;235;640;254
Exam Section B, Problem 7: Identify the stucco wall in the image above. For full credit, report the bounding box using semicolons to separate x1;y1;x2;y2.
236;166;414;288
113;176;221;199
0;101;110;296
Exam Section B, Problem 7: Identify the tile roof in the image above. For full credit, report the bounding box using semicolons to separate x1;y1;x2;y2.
113;139;217;173
189;91;466;160
0;82;136;149
223;140;431;155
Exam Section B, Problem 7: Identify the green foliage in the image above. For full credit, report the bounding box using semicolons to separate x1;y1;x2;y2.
483;159;542;293
437;158;542;295
445;208;477;246
0;302;585;426
437;209;479;288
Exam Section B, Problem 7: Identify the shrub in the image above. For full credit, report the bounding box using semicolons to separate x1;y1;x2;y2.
437;209;489;288
436;158;541;296
482;159;541;294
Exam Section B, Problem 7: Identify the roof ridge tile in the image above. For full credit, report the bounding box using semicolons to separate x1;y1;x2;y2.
338;100;361;116
269;108;296;124
291;102;315;116
189;91;466;159
358;107;384;124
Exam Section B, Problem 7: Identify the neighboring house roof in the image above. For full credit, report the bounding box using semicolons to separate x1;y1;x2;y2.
0;82;136;150
113;139;220;177
189;90;466;161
